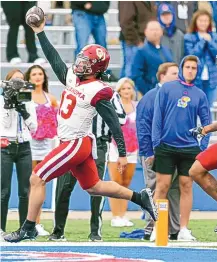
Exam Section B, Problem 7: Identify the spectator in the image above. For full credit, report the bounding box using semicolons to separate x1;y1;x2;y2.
184;10;217;107
158;3;184;64
70;2;117;81
48;91;126;241
0;69;37;237
44;1;72;26
132;21;173;95
25;65;58;236
155;2;198;33
210;1;217;32
189;122;217;201
152;55;211;241
118;1;157;78
136;62;180;240
71;1;109;56
170;1;198;33
108;78;138;227
1;1;46;65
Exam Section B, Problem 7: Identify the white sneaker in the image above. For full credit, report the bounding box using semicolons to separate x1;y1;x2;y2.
150;227;156;242
121;217;134;227
35;224;50;236
0;229;6;241
33;57;46;65
10;57;22;65
178;227;196;241
111;217;126;227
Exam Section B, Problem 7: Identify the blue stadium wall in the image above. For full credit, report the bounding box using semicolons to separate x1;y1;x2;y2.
9;164;217;211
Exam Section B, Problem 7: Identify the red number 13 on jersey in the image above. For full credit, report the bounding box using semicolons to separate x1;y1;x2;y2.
59;90;76;119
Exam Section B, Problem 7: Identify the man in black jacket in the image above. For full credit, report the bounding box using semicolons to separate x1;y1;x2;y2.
71;1;110;56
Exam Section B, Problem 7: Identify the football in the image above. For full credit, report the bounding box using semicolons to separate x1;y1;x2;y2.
25;6;45;27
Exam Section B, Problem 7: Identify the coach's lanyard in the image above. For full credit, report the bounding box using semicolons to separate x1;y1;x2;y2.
17;113;24;143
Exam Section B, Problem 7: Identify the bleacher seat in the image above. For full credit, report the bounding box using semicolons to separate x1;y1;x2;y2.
0;43;122;64
0;4;122;79
0;25;121;45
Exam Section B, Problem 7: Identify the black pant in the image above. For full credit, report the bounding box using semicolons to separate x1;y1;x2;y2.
1;1;38;62
53;137;109;236
1;142;32;232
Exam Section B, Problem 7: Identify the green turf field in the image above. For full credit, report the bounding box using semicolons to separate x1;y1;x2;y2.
6;219;217;242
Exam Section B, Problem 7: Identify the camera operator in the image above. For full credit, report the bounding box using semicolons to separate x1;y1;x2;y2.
0;69;37;236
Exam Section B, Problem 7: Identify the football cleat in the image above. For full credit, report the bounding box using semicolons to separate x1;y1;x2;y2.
4;227;38;243
140;188;158;222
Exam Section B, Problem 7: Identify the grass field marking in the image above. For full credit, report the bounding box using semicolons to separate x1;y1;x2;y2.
1;241;217;248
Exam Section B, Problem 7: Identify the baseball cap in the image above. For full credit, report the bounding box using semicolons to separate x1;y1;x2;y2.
158;3;173;15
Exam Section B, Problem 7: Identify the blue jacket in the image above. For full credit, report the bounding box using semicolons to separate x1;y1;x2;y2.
132;41;173;95
184;32;217;89
210;1;217;32
136;84;160;157
157;3;176;37
152;56;211;151
157;3;184;64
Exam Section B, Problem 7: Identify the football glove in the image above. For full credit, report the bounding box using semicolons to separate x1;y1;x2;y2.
189;126;206;139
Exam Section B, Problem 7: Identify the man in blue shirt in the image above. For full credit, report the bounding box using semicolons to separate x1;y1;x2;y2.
132;21;173;95
137;62;179;240
152;55;211;241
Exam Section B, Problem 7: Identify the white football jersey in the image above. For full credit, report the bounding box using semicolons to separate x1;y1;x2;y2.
57;70;112;141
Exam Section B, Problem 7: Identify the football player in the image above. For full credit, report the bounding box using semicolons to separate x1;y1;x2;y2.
189;122;217;201
4;16;157;242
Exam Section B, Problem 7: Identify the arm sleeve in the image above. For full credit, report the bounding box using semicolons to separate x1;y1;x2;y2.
37;31;68;85
90;87;113;107
136;98;154;157
184;34;207;57
24;102;38;133
110;91;126;125
207;35;217;60
152;89;165;149
96;100;126;157
0;110;12;128
198;94;212;151
0;96;12;128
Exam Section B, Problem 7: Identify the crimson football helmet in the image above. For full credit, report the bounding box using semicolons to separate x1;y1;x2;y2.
73;44;110;76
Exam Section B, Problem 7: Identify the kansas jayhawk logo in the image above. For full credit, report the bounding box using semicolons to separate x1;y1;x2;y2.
177;96;191;108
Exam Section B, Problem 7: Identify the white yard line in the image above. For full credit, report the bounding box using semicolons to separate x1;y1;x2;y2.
1;241;217;249
7;211;217;220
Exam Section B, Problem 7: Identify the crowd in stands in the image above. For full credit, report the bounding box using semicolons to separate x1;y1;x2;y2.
0;1;217;242
2;1;217;103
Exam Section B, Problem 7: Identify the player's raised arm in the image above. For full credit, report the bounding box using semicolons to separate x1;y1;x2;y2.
26;7;68;85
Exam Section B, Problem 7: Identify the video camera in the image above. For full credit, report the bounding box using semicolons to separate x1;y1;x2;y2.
1;78;35;109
